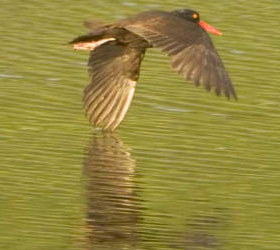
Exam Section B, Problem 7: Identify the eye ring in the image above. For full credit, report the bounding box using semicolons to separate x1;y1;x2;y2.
192;13;199;20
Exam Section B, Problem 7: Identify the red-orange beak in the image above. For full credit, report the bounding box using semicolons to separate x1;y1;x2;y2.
199;20;222;36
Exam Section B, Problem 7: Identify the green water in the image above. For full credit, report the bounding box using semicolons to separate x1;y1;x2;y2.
1;0;280;249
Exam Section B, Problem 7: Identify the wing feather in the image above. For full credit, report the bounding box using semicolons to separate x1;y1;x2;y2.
81;41;145;131
120;12;237;99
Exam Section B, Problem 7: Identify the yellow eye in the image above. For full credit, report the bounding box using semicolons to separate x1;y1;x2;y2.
192;13;199;19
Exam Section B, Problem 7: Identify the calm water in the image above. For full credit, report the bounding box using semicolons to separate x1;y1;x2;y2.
1;0;280;249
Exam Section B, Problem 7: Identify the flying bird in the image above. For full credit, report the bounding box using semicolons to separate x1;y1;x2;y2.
70;9;236;131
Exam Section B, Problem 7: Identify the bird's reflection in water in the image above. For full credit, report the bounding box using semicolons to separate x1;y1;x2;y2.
82;133;226;250
83;133;141;250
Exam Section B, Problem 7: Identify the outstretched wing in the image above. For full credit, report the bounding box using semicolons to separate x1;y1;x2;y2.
119;11;236;99
83;41;145;131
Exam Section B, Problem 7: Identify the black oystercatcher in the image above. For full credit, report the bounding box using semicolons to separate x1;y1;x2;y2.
70;9;236;131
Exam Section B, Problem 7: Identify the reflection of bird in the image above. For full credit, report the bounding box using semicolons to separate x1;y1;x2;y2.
70;9;237;131
83;133;140;249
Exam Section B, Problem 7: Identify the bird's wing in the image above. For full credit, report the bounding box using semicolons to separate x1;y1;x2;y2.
82;41;145;131
121;12;236;99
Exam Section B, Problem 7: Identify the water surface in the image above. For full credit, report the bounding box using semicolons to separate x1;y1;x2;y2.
1;0;280;249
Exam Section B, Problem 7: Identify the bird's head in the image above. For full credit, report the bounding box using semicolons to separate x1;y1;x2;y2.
173;9;222;36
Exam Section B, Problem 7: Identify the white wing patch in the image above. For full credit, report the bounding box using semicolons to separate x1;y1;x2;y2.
72;38;116;51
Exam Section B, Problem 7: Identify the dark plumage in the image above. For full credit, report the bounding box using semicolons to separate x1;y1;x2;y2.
70;9;236;131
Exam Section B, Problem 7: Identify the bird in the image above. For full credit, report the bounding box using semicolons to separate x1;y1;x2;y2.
70;9;237;131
